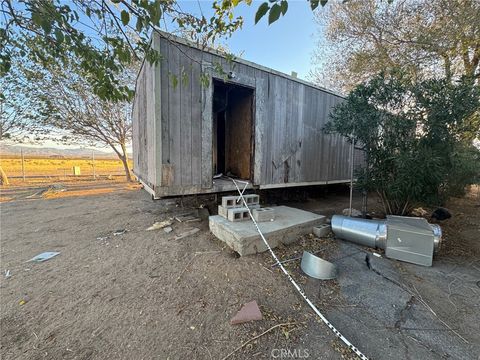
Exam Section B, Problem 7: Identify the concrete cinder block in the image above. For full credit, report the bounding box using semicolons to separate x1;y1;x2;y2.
227;207;250;222
218;205;228;219
243;194;260;206
222;196;242;208
313;224;331;237
253;208;275;222
221;194;259;208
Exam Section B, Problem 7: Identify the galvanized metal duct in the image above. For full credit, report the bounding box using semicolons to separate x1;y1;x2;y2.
331;216;387;249
331;215;442;266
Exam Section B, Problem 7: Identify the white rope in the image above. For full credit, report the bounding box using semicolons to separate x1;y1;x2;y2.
229;178;369;360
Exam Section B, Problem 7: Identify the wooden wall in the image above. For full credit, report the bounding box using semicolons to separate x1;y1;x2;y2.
132;51;158;189
134;32;361;195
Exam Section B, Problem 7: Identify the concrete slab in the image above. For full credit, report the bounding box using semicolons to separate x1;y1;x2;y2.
209;206;326;256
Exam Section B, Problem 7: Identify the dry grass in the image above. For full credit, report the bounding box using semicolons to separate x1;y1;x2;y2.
0;156;132;177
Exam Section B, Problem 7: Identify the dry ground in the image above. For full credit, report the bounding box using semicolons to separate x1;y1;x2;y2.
0;184;479;359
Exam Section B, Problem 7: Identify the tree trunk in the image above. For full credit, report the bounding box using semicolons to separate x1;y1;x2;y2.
119;154;132;182
0;166;9;185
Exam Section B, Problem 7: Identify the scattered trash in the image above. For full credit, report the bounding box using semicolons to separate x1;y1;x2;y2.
113;229;128;236
189;326;196;330
146;219;173;231
300;251;337;280
163;226;173;233
342;208;362;217
96;236;109;241
431;207;451;221
411;207;429;217
4;270;11;278
372;252;382;258
230;300;263;325
19;295;30;305
213;173;223;179
175;213;201;223
172;228;200;240
28;252;60;263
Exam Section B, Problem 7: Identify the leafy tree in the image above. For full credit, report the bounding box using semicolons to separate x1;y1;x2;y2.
326;73;480;215
1;0;244;101
20;60;137;181
312;0;480;91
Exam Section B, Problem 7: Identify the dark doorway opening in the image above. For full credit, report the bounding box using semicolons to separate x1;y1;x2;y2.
212;80;254;180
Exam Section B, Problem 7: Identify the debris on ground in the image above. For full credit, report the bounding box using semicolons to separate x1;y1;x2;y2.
96;236;109;241
411;207;429;217
172;228;200;240
19;295;30;306
175;213;201;223
230;300;263;325
163;226;173;233
431;207;452;221
113;229;128;236
341;208;362;217
146;219;173;231
300;251;337;280
4;269;11;278
27;251;60;263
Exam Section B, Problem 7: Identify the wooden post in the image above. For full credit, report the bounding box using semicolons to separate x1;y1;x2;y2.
349;138;355;217
92;150;96;180
21;149;25;182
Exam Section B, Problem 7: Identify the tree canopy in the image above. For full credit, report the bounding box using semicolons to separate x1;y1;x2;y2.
1;0;246;102
312;0;480;91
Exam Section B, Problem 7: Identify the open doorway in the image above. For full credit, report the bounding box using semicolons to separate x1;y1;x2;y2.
212;79;254;180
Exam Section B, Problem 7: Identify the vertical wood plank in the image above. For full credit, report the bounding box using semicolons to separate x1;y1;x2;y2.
168;43;182;186
180;44;192;185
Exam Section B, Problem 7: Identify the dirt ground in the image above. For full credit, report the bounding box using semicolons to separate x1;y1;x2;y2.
1;184;479;359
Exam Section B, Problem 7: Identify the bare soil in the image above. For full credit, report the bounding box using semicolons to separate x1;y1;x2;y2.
1;184;478;359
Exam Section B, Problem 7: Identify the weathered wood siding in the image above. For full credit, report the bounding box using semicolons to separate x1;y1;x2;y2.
132;42;159;189
134;32;361;196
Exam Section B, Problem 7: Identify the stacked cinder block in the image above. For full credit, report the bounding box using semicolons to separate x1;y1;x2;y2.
218;194;276;223
252;208;275;222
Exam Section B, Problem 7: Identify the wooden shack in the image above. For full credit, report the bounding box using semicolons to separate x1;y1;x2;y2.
133;30;360;198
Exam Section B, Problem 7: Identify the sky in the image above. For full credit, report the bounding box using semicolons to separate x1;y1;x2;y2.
171;0;324;80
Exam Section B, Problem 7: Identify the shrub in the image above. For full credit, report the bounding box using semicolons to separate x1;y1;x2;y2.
326;73;480;215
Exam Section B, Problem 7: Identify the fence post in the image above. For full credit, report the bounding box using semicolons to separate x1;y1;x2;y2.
92;150;96;180
21;149;26;182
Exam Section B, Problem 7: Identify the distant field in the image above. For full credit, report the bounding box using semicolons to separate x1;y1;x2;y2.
0;156;133;177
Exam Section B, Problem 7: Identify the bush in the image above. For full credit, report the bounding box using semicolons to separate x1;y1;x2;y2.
326;73;480;215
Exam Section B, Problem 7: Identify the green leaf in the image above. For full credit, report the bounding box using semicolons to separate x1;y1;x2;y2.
268;3;281;24
54;29;64;43
120;10;130;26
280;0;288;15
255;2;269;24
136;17;143;32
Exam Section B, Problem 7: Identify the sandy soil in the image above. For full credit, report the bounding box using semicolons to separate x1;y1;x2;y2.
0;185;478;359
